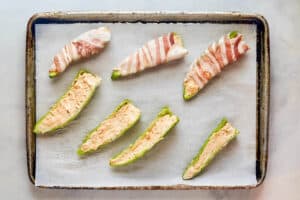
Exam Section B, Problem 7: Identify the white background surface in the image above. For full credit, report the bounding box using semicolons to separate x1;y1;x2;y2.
35;23;256;187
0;0;299;199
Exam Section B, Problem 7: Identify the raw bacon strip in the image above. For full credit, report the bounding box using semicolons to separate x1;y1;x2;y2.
183;31;249;100
111;32;188;79
49;27;111;78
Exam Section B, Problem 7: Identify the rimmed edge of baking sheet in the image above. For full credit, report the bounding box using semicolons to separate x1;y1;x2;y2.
26;11;270;190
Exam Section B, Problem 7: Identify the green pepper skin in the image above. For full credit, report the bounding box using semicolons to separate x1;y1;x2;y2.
77;99;141;156
34;70;101;135
109;106;179;167
229;31;238;39
183;86;198;101
49;71;58;78
182;118;239;180
111;70;122;80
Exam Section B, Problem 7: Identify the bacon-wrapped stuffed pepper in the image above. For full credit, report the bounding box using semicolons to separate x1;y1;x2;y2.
49;27;111;78
111;32;188;79
183;31;249;100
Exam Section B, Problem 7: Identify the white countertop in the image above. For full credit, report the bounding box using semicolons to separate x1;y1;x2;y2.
1;0;299;199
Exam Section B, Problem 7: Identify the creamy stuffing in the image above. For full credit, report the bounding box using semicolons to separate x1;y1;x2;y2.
80;103;141;152
36;72;101;133
183;123;237;179
110;114;178;165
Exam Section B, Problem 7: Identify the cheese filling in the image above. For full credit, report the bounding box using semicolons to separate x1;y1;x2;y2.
36;72;101;133
183;123;236;179
80;103;141;152
184;78;200;98
110;114;178;165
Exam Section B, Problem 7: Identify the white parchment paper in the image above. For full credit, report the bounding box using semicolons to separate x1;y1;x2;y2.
35;22;257;187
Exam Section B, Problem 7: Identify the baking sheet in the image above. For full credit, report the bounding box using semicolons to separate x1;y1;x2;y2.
35;22;257;187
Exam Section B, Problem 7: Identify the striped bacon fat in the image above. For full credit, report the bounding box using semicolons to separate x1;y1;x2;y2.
113;32;188;77
49;27;111;77
183;31;249;100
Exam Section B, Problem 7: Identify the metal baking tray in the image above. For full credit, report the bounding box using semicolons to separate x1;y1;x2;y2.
26;11;269;189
